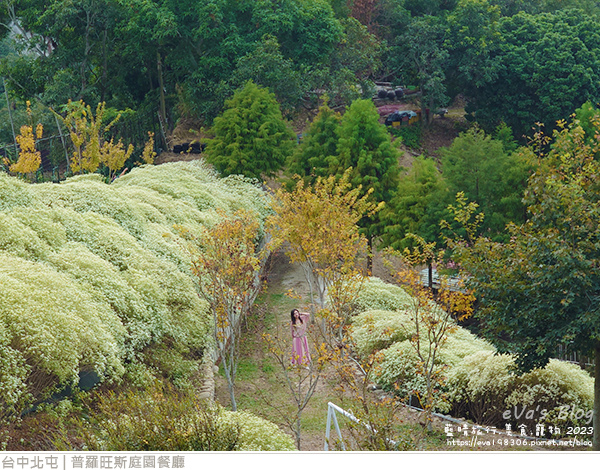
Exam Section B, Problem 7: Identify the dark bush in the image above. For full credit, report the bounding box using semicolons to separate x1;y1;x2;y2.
390;123;423;149
55;381;241;451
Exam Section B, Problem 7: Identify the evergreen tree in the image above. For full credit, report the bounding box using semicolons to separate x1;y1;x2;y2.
286;99;341;185
381;156;450;250
440;126;529;238
205;81;296;180
334;99;401;266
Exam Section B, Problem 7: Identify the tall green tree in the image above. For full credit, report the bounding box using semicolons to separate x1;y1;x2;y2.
1;0;132;106
445;0;501;97
204;81;296;180
326;17;383;102
451;116;600;450
232;34;303;113
381;156;450;250
286;98;341;185
1;0;385;126
394;16;449;124
440;127;530;237
334;98;401;266
181;0;345;120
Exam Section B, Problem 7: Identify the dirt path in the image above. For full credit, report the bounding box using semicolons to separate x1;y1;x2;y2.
213;249;337;450
213;249;581;452
213;248;432;451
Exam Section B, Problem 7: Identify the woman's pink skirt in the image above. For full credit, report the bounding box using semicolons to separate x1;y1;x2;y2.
292;336;311;365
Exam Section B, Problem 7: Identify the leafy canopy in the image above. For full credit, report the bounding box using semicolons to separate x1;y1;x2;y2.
268;170;379;318
462;9;600;139
451;115;600;372
205;81;296;180
440;126;530;238
381;156;450;250
286;98;341;186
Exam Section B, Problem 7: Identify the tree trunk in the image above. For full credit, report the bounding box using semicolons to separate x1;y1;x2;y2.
157;51;167;132
221;357;237;412
419;79;428;127
295;414;302;450
428;261;433;290
367;235;373;274
3;78;18;159
100;29;108;103
593;343;600;450
428;94;434;125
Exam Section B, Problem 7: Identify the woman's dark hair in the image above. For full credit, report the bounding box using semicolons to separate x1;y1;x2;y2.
291;309;302;324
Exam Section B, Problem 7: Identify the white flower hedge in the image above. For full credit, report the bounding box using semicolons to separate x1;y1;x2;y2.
219;410;296;451
0;161;269;412
351;277;594;426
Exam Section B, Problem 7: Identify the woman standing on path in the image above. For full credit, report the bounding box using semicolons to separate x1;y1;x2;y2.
291;309;311;366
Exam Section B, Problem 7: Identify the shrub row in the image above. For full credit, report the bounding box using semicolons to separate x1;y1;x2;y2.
0;161;269;416
351;277;594;428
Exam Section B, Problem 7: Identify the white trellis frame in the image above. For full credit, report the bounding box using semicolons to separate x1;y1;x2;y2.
324;402;397;451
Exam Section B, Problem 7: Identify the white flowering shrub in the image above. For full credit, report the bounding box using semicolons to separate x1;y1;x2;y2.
352;277;594;427
351;304;493;359
353;277;414;313
372;341;426;399
442;327;495;367
351;309;416;356
0;212;51;261
219;410;296;451
505;359;594;428
445;352;594;427
112;161;270;222
445;351;516;424
372;328;494;413
0;254;125;389
9;207;68;251
0;161;269;413
0;173;40;211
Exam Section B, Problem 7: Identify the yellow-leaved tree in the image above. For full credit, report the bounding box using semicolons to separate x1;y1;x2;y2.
59;100;118;174
56;100;140;178
263;171;381;450
100;138;134;181
268;170;380;335
385;233;475;431
140;132;156;165
10;101;43;178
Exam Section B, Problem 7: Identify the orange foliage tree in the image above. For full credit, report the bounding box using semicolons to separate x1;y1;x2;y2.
178;209;268;411
385;234;475;431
